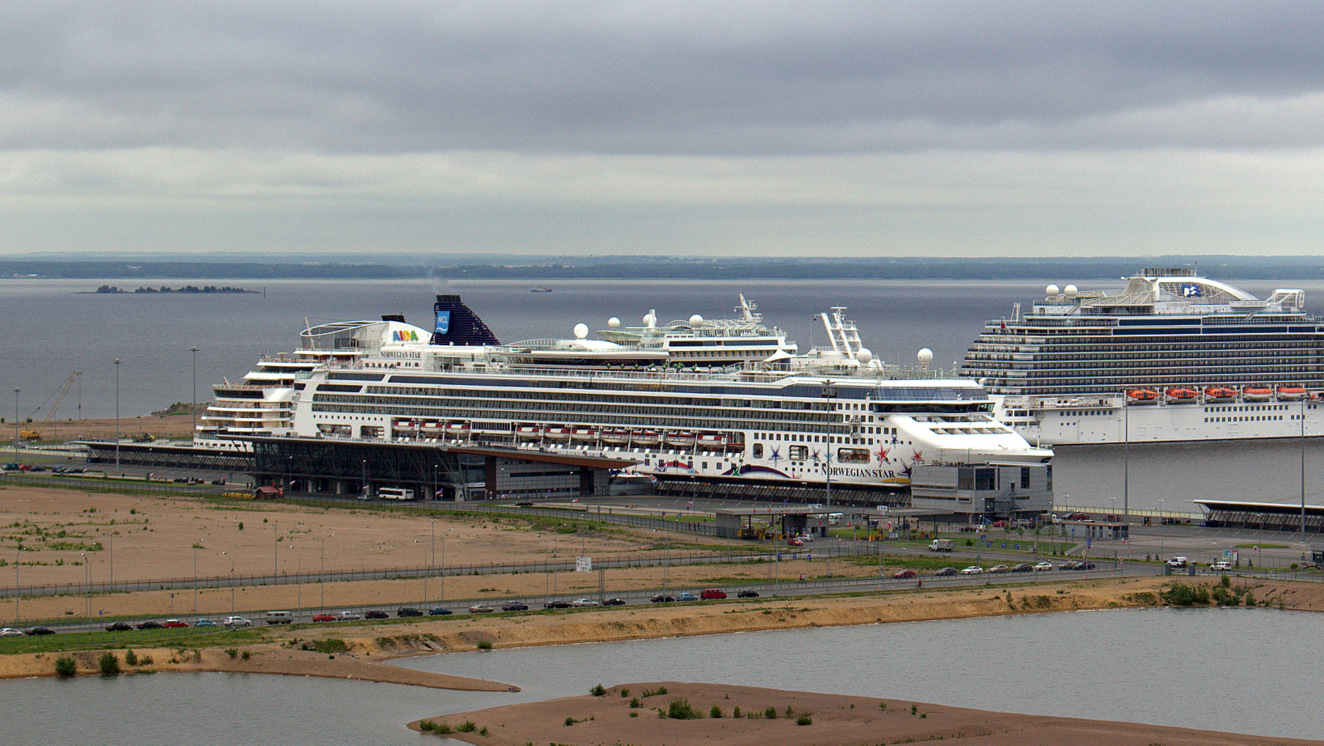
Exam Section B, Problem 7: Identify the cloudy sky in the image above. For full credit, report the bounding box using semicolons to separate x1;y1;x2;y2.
3;1;1323;258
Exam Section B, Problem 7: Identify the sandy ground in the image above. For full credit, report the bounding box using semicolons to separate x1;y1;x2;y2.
421;681;1316;746
17;414;199;444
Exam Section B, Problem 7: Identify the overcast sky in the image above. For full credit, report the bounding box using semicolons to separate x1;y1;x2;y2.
3;1;1323;258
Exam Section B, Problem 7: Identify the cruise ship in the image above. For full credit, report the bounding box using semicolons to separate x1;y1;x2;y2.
206;294;1052;512
963;268;1324;445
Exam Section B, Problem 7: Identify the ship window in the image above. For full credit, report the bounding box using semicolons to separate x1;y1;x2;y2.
752;443;763;458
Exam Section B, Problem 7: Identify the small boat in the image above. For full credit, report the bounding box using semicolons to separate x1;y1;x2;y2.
1164;387;1199;404
515;425;541;441
632;430;660;446
543;426;571;441
600;428;630;445
1276;385;1308;401
696;433;725;450
1203;387;1238;402
392;418;416;429
571;427;598;442
1242;386;1273;402
530;287;552;293
664;430;696;448
1125;388;1160;405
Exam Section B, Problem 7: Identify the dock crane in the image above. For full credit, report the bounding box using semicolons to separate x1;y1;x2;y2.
20;371;82;441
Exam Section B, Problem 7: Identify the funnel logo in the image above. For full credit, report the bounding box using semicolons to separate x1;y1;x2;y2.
435;310;450;335
393;329;420;342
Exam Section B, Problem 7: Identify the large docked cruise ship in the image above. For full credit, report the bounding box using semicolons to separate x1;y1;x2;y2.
963;268;1324;445
204;294;1052;512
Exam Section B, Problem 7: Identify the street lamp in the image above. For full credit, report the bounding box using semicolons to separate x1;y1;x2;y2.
11;388;18;457
81;552;89;618
189;347;199;441
320;534;333;609
193;543;199;613
821;379;836;511
114;359;121;471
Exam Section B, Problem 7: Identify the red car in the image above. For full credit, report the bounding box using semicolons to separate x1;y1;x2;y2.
312;613;337;622
892;569;917;579
162;619;188;628
700;588;726;600
787;537;804;547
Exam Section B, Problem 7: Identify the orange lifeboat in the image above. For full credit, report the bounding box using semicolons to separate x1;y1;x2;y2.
1242;386;1273;402
1164;387;1199;404
1203;387;1237;402
1125;388;1160;404
1277;385;1308;401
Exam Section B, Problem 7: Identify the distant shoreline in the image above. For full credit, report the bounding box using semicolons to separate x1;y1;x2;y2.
80;284;259;295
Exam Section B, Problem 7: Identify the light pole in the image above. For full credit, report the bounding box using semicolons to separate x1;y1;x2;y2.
320;534;333;609
1158;499;1164;560
114;359;121;471
223;551;234;616
189;346;199;440
81;552;89;618
11;388;18;457
193;543;199;614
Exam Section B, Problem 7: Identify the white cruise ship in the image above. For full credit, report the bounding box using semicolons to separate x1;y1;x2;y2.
596;294;799;367
209;294;1051;511
963;268;1324;445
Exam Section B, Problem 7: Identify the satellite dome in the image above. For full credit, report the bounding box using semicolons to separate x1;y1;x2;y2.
689;314;704;325
644;312;656;328
607;317;620;329
573;323;588;339
1064;284;1078;297
917;348;934;364
857;348;873;364
1046;284;1060;296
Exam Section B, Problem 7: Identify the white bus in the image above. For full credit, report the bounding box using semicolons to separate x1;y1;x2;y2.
377;487;416;501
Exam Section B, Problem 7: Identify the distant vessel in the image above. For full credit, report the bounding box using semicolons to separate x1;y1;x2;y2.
530;287;552;293
965;268;1324;445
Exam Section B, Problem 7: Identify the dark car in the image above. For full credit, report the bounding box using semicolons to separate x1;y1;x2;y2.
737;590;760;598
397;607;424;617
1079;561;1097;570
105;621;133;632
892;569;917;579
603;597;626;606
427;607;452;616
650;594;675;603
1059;560;1082;570
136;621;163;630
935;567;958;577
500;602;529;612
1011;563;1034;573
364;610;389;619
543;600;571;609
25;627;55;636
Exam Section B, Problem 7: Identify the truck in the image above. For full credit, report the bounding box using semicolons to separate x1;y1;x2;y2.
928;539;954;552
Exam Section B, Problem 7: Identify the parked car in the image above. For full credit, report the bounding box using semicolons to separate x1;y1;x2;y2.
468;604;495;613
543;600;571;609
312;613;337;622
571;598;599;607
397;607;424;617
2;627;25;636
428;607;452;616
700;588;727;600
195;618;217;628
677;592;699;602
892;569;917;579
1033;561;1055;572
650;594;675;603
162;619;189;628
336;611;361;621
988;564;1010;574
603;597;626;606
737;590;760;598
1166;556;1189;568
1011;563;1034;573
24;627;54;636
787;537;804;547
935;567;958;577
500;602;528;612
364;610;389;619
224;616;253;627
105;621;133;632
960;566;984;575
136;620;164;630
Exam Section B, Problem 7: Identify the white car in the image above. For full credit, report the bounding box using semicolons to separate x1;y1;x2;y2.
571;598;600;607
223;616;252;627
960;565;984;575
1034;561;1054;571
336;611;362;621
1211;560;1233;571
0;627;24;637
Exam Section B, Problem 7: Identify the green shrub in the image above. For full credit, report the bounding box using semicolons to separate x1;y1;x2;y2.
456;721;477;733
241;650;250;660
796;714;813;726
418;720;437;732
667;698;700;720
710;705;723;718
911;703;918;715
565;716;578;726
123;649;138;666
98;651;121;676
590;683;606;696
628;711;638;718
785;705;794;717
225;648;238;659
732;706;741;718
54;656;77;678
308;639;348;654
435;721;452;734
476;640;493;650
629;697;640;709
619;688;629;697
764;706;777;719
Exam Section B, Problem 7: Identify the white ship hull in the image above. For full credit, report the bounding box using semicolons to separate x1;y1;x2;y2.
995;395;1323;446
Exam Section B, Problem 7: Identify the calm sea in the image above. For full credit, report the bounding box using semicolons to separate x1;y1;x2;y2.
4;276;1323;512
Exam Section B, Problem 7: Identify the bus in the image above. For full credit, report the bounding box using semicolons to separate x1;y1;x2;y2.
377;487;416;501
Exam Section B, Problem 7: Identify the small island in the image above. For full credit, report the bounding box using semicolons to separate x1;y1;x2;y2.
90;284;258;294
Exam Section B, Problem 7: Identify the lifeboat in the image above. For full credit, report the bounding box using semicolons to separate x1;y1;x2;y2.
1125;388;1160;405
1276;385;1308;401
632;430;660;446
1203;387;1237;402
446;421;470;433
392;418;415;429
696;433;725;451
1242;386;1273;402
515;425;541;441
543;426;571;441
421;420;445;432
571;426;598;442
600;428;630;445
1164;387;1199;404
664;430;696;448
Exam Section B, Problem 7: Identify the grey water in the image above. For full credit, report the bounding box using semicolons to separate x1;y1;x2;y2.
5;276;1324;513
0;608;1320;742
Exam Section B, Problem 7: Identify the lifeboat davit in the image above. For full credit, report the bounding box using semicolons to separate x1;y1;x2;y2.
1125;388;1160;405
1242;386;1273;402
1164;387;1199;404
1203;387;1238;402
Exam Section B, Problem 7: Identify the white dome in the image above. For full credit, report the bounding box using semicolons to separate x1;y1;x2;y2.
857;348;873;364
689;314;704;325
607;317;620;329
644;311;656;328
917;348;934;364
1064;284;1078;297
573;323;588;339
1046;284;1060;296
